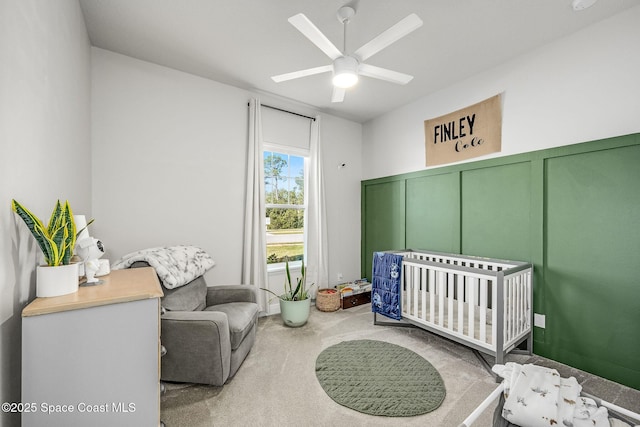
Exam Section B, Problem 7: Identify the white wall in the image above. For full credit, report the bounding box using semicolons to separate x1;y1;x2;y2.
362;6;640;180
321;114;362;284
91;48;362;289
0;1;91;426
91;48;249;284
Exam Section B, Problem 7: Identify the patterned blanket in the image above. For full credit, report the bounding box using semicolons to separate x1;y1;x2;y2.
371;252;403;320
493;363;611;427
112;245;215;289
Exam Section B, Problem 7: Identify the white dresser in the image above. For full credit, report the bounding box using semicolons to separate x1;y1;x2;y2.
22;267;163;427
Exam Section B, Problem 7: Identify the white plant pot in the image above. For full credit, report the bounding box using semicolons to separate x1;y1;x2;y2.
279;298;311;327
36;263;79;297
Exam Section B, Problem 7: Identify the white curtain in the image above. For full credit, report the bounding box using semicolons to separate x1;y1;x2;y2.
306;115;329;294
242;98;268;313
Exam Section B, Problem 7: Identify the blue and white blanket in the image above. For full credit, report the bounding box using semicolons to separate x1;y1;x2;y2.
113;245;215;289
371;252;403;320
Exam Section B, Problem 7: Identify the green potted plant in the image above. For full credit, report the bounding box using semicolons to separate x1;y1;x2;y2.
12;199;79;297
262;257;315;327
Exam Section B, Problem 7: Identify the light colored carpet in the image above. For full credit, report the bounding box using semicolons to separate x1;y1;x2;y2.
160;303;640;427
315;339;446;416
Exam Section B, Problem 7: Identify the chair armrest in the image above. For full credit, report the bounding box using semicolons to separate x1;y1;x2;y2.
160;311;231;385
206;284;257;306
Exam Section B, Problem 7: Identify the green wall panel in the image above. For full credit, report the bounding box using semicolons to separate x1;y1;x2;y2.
361;133;640;390
544;145;640;388
405;173;460;253
361;180;405;280
461;162;531;261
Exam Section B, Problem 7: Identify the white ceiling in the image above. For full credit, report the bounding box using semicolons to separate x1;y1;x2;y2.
79;0;637;123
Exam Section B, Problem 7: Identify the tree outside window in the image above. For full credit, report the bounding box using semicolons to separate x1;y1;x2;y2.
264;151;306;264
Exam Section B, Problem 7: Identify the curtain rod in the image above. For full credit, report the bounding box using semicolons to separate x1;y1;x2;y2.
248;102;316;121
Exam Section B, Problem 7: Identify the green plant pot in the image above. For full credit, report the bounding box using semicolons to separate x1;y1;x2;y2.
279;298;310;327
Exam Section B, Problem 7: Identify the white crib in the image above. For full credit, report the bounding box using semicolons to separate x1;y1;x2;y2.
374;250;533;365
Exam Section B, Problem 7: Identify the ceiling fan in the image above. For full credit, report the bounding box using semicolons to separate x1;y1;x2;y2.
271;6;423;103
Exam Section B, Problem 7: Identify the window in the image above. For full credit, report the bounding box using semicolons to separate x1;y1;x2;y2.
264;150;307;265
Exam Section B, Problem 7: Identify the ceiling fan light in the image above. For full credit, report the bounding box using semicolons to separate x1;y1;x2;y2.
333;72;358;88
332;56;359;88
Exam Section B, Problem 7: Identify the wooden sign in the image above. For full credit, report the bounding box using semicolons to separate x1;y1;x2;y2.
424;94;502;166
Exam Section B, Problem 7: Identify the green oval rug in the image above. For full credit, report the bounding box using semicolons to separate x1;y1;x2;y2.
315;339;446;417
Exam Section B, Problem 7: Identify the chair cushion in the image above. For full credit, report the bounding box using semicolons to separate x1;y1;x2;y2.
162;276;207;311
205;302;259;350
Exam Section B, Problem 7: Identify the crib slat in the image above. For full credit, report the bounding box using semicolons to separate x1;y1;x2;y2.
402;264;407;316
504;278;510;343
429;269;435;324
522;273;529;331
447;273;454;330
516;275;522;337
457;274;464;334
524;271;533;330
492;279;498;347
524;274;529;330
512;277;517;336
403;264;412;314
501;279;508;348
438;271;445;327
468;277;477;340
421;267;427;322
515;276;520;337
400;265;405;315
507;278;513;342
512;277;517;339
479;279;487;344
520;274;525;335
514;276;520;338
413;265;419;318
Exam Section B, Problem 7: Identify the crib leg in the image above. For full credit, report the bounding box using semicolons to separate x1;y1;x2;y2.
373;312;416;328
471;349;500;381
508;335;534;356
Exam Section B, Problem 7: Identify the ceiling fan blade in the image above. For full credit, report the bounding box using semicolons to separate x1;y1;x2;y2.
331;87;346;103
288;13;343;61
358;63;414;85
271;65;333;83
354;13;423;61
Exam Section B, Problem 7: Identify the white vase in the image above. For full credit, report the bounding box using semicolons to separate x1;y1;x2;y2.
279;298;311;327
36;263;79;297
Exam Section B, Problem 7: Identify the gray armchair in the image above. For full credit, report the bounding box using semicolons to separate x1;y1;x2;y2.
130;262;259;386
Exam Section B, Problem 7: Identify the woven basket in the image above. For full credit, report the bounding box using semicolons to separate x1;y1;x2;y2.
316;288;340;312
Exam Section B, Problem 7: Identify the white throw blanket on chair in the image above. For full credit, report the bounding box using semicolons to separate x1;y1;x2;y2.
492;363;610;427
112;245;215;289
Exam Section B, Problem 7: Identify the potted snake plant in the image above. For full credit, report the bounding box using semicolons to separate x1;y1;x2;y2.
11;199;79;297
262;257;315;327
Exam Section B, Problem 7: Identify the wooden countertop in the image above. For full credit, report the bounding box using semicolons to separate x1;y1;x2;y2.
22;267;164;317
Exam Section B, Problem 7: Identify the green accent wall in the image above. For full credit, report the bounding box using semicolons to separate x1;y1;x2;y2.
361;133;640;390
362;180;406;280
461;162;531;260
406;172;460;253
